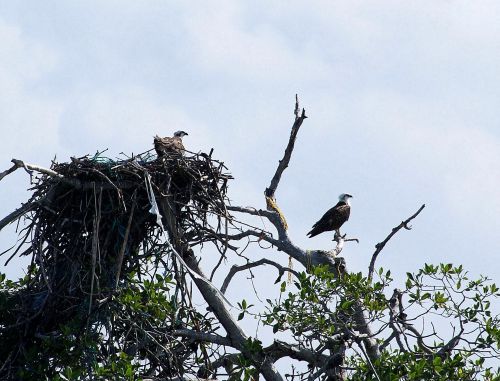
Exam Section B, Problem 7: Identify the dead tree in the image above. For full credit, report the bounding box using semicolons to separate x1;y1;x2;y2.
0;96;498;380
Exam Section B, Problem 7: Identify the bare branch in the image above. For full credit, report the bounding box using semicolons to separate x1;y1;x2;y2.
368;204;425;282
386;289;407;352
384;289;434;355
265;95;307;200
437;327;464;358
180;250;284;380
379;332;398;352
0;201;37;232
172;329;232;347
221;258;299;294
225;209;382;363
11;158;68;180
225;229;283;248
227;104;382;363
114;200;135;287
5;158;135;190
0;163;18;182
265;340;329;365
227;205;275;219
198;353;240;379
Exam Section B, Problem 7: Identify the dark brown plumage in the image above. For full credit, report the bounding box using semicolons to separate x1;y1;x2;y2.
307;194;352;238
154;131;188;157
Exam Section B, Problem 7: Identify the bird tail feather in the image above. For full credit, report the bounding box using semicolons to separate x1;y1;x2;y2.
307;228;319;238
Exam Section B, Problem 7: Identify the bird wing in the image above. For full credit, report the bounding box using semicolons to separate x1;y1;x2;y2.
154;136;185;155
335;204;350;224
307;202;350;237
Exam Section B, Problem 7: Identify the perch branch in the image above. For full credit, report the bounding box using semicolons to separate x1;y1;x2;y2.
249;98;381;361
368;204;425;282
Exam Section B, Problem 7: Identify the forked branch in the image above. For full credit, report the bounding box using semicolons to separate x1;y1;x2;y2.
368;204;425;282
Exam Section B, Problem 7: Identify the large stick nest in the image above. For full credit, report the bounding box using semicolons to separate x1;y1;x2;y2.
0;149;232;377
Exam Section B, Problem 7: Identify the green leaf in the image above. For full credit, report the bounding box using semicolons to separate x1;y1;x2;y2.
341;300;354;310
421;292;431;300
280;281;286;292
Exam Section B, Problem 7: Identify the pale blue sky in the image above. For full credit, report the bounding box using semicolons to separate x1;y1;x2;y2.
0;1;499;322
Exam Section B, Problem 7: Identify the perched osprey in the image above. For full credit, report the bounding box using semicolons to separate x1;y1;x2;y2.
307;193;352;238
154;131;188;156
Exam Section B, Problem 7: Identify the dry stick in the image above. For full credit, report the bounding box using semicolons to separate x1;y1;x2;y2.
6;158;132;190
37;240;52;293
0;163;19;182
3;225;32;265
209;203;230;281
115;200;136;288
0;202;37;232
221;258;299;294
10;158;69;181
89;184;102;314
265;94;307;200
71;159;126;211
368;204;426;283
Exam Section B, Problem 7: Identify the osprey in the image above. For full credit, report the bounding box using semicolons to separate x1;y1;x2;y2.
307;193;352;238
154;130;188;156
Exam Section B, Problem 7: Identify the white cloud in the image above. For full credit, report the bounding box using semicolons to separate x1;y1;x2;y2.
0;0;499;283
0;19;62;163
182;1;330;81
58;87;213;158
354;90;500;232
0;19;63;278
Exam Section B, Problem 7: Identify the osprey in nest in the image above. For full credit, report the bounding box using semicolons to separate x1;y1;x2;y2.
307;193;352;238
154;130;188;156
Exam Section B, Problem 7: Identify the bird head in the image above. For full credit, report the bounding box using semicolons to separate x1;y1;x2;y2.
173;130;189;138
339;193;353;205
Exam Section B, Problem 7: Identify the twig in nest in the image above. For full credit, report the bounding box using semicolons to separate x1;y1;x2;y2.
115;200;136;288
